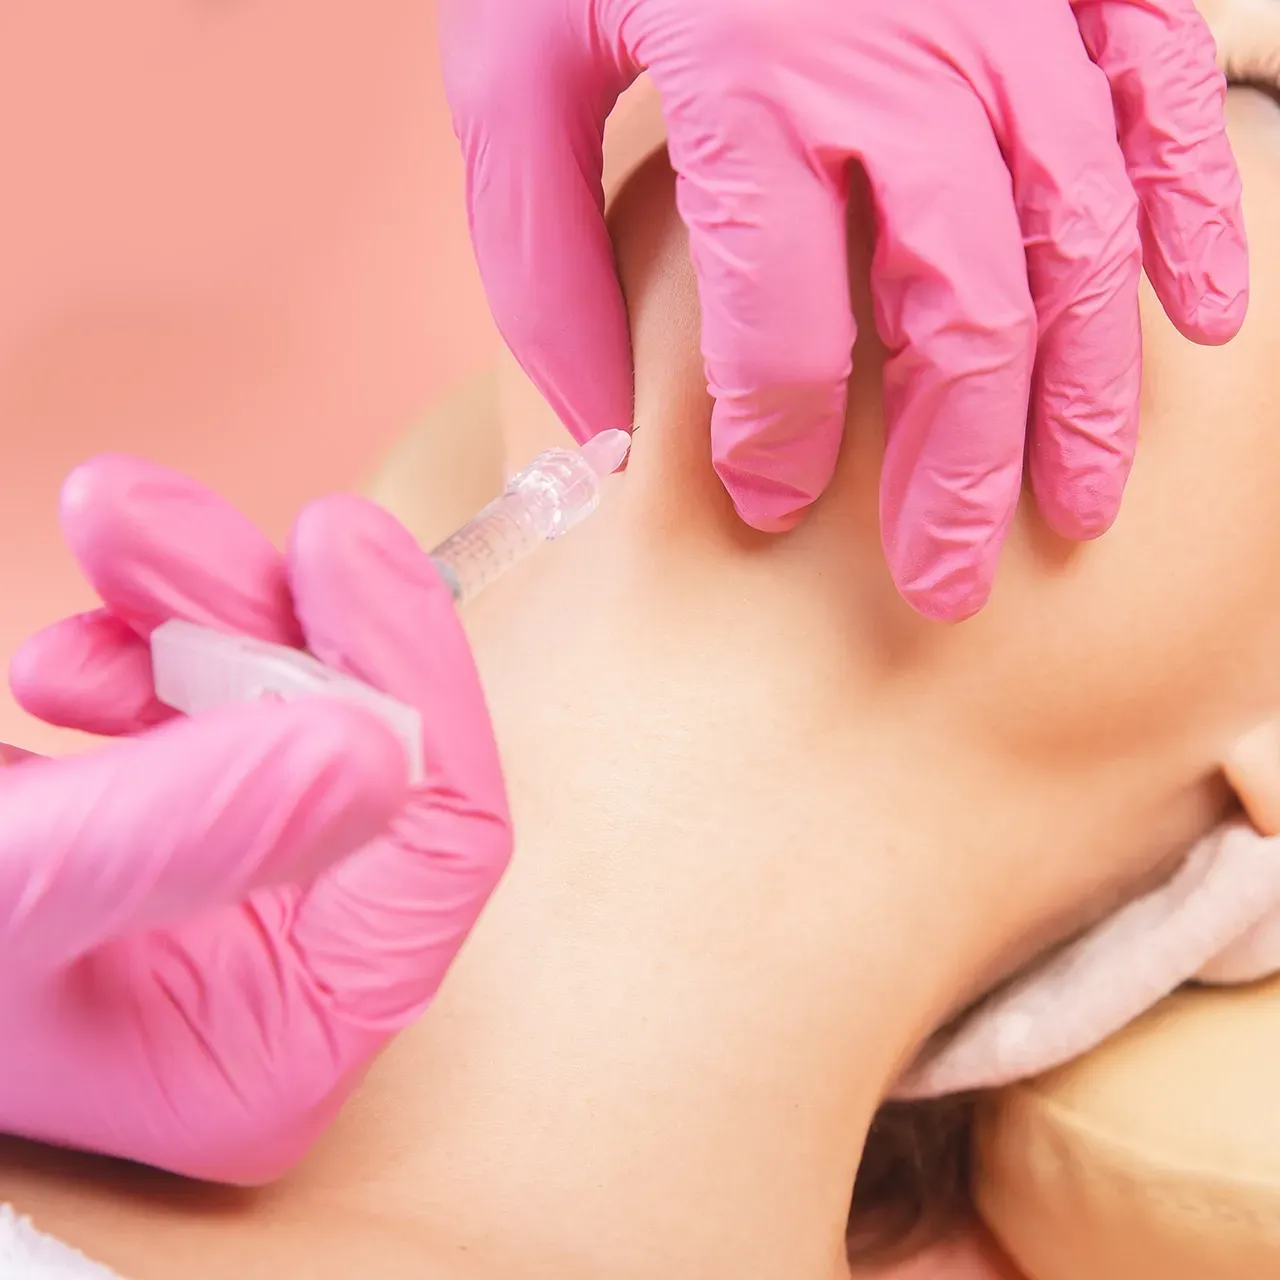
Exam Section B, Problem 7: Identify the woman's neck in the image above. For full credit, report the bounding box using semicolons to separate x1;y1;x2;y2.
384;478;1204;1278
327;416;1228;1276
610;420;1234;1006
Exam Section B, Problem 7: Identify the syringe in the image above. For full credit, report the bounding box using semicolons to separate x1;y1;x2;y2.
148;429;632;775
429;428;631;604
151;619;428;783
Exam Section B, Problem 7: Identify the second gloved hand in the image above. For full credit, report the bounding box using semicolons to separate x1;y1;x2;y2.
0;456;511;1184
441;0;1247;619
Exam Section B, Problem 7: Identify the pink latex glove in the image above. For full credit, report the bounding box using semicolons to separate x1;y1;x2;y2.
441;0;1248;620
0;456;511;1184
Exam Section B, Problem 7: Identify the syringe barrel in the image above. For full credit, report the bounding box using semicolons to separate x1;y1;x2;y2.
429;445;605;604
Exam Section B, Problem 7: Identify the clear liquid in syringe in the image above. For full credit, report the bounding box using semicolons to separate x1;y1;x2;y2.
429;428;631;604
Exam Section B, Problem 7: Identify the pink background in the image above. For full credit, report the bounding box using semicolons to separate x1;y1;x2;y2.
0;0;497;752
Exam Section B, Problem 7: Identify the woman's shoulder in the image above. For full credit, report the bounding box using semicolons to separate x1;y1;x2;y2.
364;348;580;550
363;366;506;548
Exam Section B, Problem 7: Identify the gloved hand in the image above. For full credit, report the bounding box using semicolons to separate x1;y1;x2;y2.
441;0;1248;620
0;455;511;1184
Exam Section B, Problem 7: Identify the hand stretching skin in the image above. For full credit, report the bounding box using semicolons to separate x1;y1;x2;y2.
441;0;1247;619
0;456;511;1184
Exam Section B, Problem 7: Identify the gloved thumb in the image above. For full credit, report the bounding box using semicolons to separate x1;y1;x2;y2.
284;494;512;1027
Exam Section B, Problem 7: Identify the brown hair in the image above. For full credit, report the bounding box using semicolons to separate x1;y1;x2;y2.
845;1095;979;1266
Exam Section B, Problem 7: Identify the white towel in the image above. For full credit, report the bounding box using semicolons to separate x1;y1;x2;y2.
0;1205;123;1279
894;819;1280;1098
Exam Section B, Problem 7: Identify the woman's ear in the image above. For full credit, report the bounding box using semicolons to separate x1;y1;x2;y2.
1223;718;1280;836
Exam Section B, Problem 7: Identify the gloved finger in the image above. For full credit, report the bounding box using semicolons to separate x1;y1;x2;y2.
998;13;1144;540
867;87;1036;621
654;71;853;532
284;495;511;1025
11;610;170;735
9;454;298;735
440;0;635;441
61;454;297;641
1075;0;1248;344
0;699;408;975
